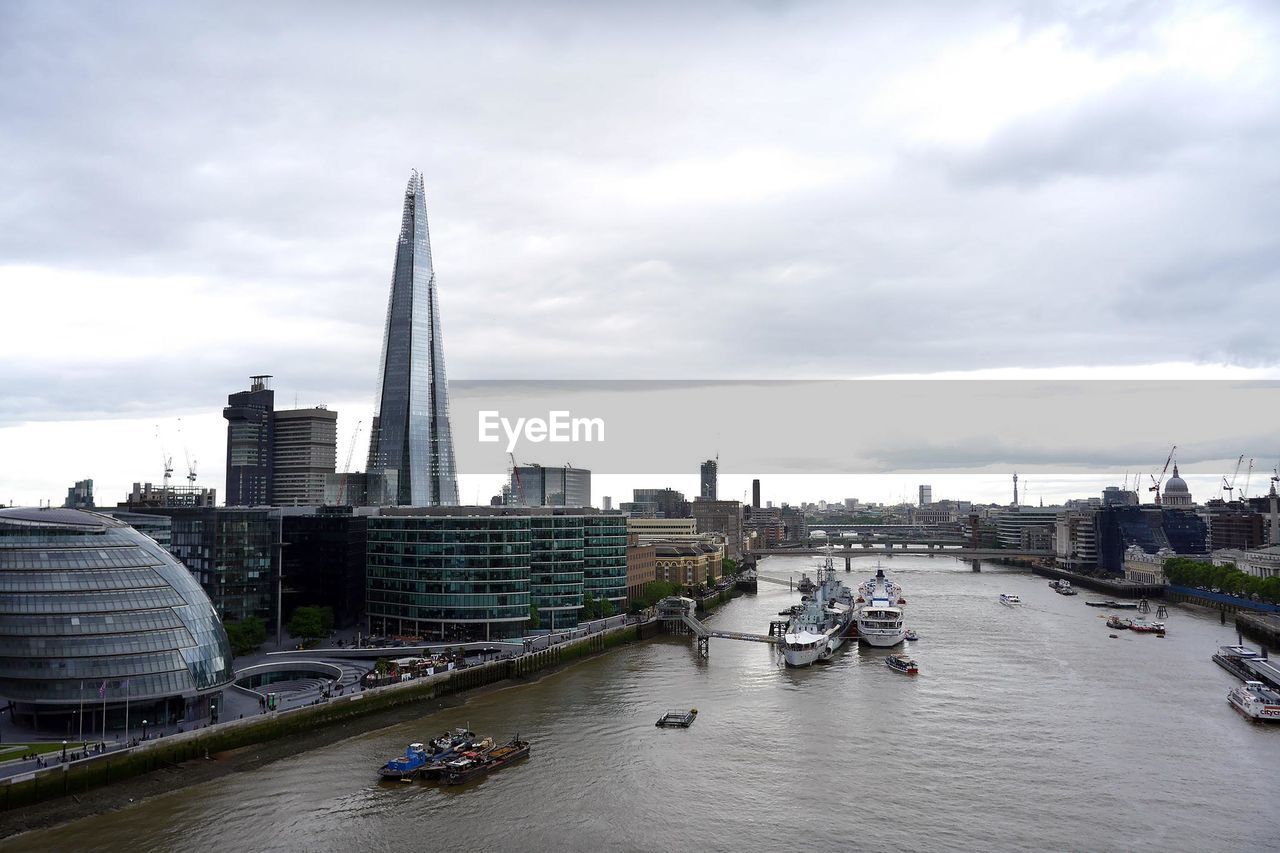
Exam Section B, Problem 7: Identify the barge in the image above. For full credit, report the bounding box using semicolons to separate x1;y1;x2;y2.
656;709;698;728
440;737;531;785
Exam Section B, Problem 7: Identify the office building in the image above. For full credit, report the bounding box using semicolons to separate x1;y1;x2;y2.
654;541;724;590
134;507;276;628
1207;507;1265;551
63;478;94;509
271;407;337;506
700;459;717;500
0;508;233;732
691;499;743;560
631;488;690;519
120;482;217;509
627;518;698;539
223;375;275;506
752;479;761;509
1095;505;1208;573
510;465;592;507
626;540;656;604
602;496;612;511
1102;486;1140;507
1054;509;1098;571
367;507;627;639
323;469;399;507
278;508;368;629
918;485;932;507
366;171;459;507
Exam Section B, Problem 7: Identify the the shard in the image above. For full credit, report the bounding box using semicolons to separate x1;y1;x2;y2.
367;171;459;506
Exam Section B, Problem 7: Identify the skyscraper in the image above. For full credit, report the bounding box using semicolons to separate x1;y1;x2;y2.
700;459;717;500
272;406;337;506
223;375;274;506
367;171;459;506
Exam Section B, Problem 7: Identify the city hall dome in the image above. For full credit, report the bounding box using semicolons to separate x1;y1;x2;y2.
0;507;234;731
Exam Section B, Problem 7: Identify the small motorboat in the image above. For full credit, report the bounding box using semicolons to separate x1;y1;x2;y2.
885;654;918;676
656;708;698;728
999;593;1022;606
1106;615;1131;630
904;629;919;641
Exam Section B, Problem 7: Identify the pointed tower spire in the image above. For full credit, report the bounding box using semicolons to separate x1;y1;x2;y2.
367;171;459;506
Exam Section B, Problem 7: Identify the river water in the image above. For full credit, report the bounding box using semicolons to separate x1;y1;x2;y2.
8;556;1278;853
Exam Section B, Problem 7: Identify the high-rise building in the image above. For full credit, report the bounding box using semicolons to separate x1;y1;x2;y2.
602;496;612;511
223;375;274;506
271;407;337;506
918;485;932;506
366;171;459;507
691;499;743;560
632;488;690;519
510;465;591;507
752;479;761;509
700;459;717;500
62;478;94;508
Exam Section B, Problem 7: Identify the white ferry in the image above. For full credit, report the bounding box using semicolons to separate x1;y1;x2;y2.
1228;681;1280;723
855;566;906;648
780;552;854;667
999;593;1022;606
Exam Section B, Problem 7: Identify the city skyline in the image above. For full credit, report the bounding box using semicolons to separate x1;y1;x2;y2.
3;2;1280;504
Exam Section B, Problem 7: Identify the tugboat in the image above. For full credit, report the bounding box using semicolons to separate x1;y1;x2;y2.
1106;615;1131;630
379;729;477;780
885;654;918;676
440;736;531;785
1228;681;1280;722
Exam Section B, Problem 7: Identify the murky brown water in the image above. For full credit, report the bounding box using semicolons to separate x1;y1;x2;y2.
8;557;1277;852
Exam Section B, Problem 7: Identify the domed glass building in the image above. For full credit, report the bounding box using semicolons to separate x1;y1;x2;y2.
0;507;234;733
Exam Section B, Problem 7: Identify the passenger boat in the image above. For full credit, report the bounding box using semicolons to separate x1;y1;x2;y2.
1213;644;1265;682
904;629;919;642
1048;579;1071;591
885;654;918;676
1128;620;1165;634
440;737;531;785
656;708;698;728
999;593;1022;606
1228;681;1280;722
856;565;907;648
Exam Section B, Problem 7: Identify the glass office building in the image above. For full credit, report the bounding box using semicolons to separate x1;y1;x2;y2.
366;509;629;639
0;508;234;732
366;171;459;507
366;515;531;641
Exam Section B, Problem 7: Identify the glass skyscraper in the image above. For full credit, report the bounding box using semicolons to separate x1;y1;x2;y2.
367;171;459;507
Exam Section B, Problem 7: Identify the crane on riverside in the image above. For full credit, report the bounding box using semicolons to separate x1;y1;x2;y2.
1149;445;1176;505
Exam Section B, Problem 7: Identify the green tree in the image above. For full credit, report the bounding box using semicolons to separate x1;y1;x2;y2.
721;557;739;576
599;597;615;617
223;616;266;657
287;607;323;640
641;580;680;607
528;602;541;630
582;593;598;620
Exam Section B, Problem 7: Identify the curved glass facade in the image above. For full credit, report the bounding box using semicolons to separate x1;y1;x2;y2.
0;508;234;720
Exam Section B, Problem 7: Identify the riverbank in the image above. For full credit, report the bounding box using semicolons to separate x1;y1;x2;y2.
0;623;642;839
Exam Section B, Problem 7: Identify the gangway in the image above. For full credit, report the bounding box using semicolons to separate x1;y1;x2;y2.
659;610;777;658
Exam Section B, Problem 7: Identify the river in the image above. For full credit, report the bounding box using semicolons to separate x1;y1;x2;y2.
7;556;1278;852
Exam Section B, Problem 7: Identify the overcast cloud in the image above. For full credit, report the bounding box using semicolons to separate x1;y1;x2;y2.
2;1;1279;504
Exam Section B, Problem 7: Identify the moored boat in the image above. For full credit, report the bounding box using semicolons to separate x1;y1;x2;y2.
856;565;906;648
440;737;531;785
904;629;919;641
379;728;477;780
1106;615;1131;630
779;550;854;667
999;593;1022;606
656;708;698;728
885;654;918;675
1128;620;1165;634
1228;681;1280;722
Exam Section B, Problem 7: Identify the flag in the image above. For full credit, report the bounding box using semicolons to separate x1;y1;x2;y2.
98;680;106;698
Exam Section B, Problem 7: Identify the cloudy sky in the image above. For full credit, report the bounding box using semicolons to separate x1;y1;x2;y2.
2;0;1279;506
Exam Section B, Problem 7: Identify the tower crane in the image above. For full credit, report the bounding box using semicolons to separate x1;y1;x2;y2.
509;452;523;505
1241;458;1255;501
177;417;197;487
155;425;174;490
336;419;363;505
1222;454;1245;502
1148;444;1176;505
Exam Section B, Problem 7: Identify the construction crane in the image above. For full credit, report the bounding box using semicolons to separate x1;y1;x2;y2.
1241;458;1255;501
155;425;174;490
177;417;197;487
1148;444;1176;505
1222;454;1245;502
508;452;523;505
336;419;363;505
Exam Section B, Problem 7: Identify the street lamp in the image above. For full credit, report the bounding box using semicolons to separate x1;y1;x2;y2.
142;719;148;740
61;740;67;762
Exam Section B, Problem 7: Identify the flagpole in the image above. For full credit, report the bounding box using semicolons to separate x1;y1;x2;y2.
124;680;130;745
100;682;107;745
77;681;84;744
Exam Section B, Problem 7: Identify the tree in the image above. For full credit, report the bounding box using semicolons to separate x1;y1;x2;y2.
721;557;739;576
582;593;598;620
287;606;334;640
224;617;266;657
528;602;541;630
641;580;680;607
599;597;615;617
